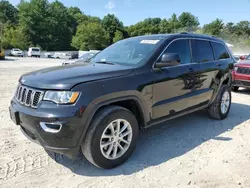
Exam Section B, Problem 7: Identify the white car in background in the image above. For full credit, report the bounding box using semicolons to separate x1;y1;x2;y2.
27;47;41;58
52;52;71;59
10;48;24;57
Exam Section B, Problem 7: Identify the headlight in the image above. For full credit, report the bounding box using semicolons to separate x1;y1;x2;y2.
233;67;238;71
43;91;80;104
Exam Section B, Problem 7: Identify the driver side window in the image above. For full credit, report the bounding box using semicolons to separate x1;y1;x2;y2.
164;39;191;64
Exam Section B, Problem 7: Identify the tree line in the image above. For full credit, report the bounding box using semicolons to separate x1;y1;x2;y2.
0;0;250;51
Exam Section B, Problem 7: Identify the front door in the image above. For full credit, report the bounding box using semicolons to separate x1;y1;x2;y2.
152;39;200;119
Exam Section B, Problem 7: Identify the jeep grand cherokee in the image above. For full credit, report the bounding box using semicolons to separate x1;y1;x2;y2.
9;33;235;169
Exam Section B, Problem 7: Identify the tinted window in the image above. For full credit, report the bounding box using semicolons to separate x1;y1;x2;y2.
211;42;230;60
246;55;250;60
165;39;191;64
191;40;214;63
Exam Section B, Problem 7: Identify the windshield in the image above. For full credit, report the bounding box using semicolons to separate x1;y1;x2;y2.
246;54;250;60
91;37;163;66
80;53;97;61
32;49;40;52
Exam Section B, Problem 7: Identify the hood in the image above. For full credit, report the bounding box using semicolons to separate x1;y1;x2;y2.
62;59;87;65
236;60;250;67
20;63;134;90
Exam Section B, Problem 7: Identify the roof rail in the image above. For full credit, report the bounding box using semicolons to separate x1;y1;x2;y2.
180;32;188;34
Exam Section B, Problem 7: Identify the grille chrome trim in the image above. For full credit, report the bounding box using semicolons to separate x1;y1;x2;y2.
15;85;44;108
237;67;250;75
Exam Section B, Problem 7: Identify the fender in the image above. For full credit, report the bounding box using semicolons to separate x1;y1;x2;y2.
210;72;232;104
76;90;150;147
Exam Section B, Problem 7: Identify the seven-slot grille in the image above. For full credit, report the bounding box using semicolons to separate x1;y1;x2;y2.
237;67;250;75
15;85;44;108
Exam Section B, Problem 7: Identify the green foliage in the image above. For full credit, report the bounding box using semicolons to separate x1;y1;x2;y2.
178;12;199;29
2;25;30;49
113;30;124;43
102;14;124;44
159;19;170;33
203;19;224;36
72;22;108;50
128;18;161;36
0;1;19;25
1;0;250;51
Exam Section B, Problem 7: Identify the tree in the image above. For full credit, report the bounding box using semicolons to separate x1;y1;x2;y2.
178;12;199;30
0;1;19;25
168;13;181;32
203;19;224;36
18;0;74;50
47;1;74;50
127;18;161;36
159;18;170;33
102;14;123;44
71;22;108;50
2;25;30;49
113;30;124;43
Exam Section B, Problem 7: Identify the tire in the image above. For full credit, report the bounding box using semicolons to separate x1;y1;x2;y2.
82;106;139;169
208;85;231;120
232;86;239;92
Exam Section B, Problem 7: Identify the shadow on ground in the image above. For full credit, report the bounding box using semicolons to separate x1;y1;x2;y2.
48;102;250;176
235;88;250;94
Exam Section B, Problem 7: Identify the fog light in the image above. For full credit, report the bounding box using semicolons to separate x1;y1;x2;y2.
40;122;62;133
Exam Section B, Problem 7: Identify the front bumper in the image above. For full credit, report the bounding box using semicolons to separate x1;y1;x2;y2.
9;99;84;158
232;71;250;88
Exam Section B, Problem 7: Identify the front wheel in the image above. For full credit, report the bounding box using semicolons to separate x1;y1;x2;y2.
82;106;139;169
208;85;231;120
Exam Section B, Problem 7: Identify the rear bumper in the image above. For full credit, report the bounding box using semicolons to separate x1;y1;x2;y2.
9;99;84;158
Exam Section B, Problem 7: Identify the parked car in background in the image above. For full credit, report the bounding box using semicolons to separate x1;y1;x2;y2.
10;48;24;57
233;53;248;62
52;52;71;59
70;53;79;59
28;47;41;58
10;33;234;169
232;54;250;91
0;48;5;60
62;51;99;65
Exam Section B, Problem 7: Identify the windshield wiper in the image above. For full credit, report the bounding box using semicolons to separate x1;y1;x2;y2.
95;61;115;65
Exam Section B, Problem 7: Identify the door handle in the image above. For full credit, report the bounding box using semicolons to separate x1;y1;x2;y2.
217;63;222;67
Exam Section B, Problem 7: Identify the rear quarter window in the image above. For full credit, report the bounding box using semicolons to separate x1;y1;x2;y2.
211;42;230;60
191;40;214;63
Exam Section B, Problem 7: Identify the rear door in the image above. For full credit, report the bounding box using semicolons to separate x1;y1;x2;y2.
190;39;218;103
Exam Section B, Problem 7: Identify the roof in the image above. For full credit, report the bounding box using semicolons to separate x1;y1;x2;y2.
131;33;224;42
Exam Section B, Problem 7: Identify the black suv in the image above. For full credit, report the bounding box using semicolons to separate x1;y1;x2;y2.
9;33;235;169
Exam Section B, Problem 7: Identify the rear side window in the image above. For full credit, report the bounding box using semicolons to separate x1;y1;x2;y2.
165;39;191;64
191;40;214;63
211;42;230;60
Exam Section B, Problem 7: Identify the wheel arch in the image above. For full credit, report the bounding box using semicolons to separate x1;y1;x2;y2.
77;92;150;147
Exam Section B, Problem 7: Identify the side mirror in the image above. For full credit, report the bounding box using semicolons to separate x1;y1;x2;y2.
155;53;180;68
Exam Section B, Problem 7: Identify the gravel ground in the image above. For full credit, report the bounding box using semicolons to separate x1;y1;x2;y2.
0;57;250;188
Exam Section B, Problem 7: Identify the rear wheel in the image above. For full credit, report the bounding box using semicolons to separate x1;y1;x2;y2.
208;85;231;120
232;86;239;92
82;106;139;169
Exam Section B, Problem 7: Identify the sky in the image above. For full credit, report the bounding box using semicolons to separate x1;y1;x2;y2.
9;0;250;26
